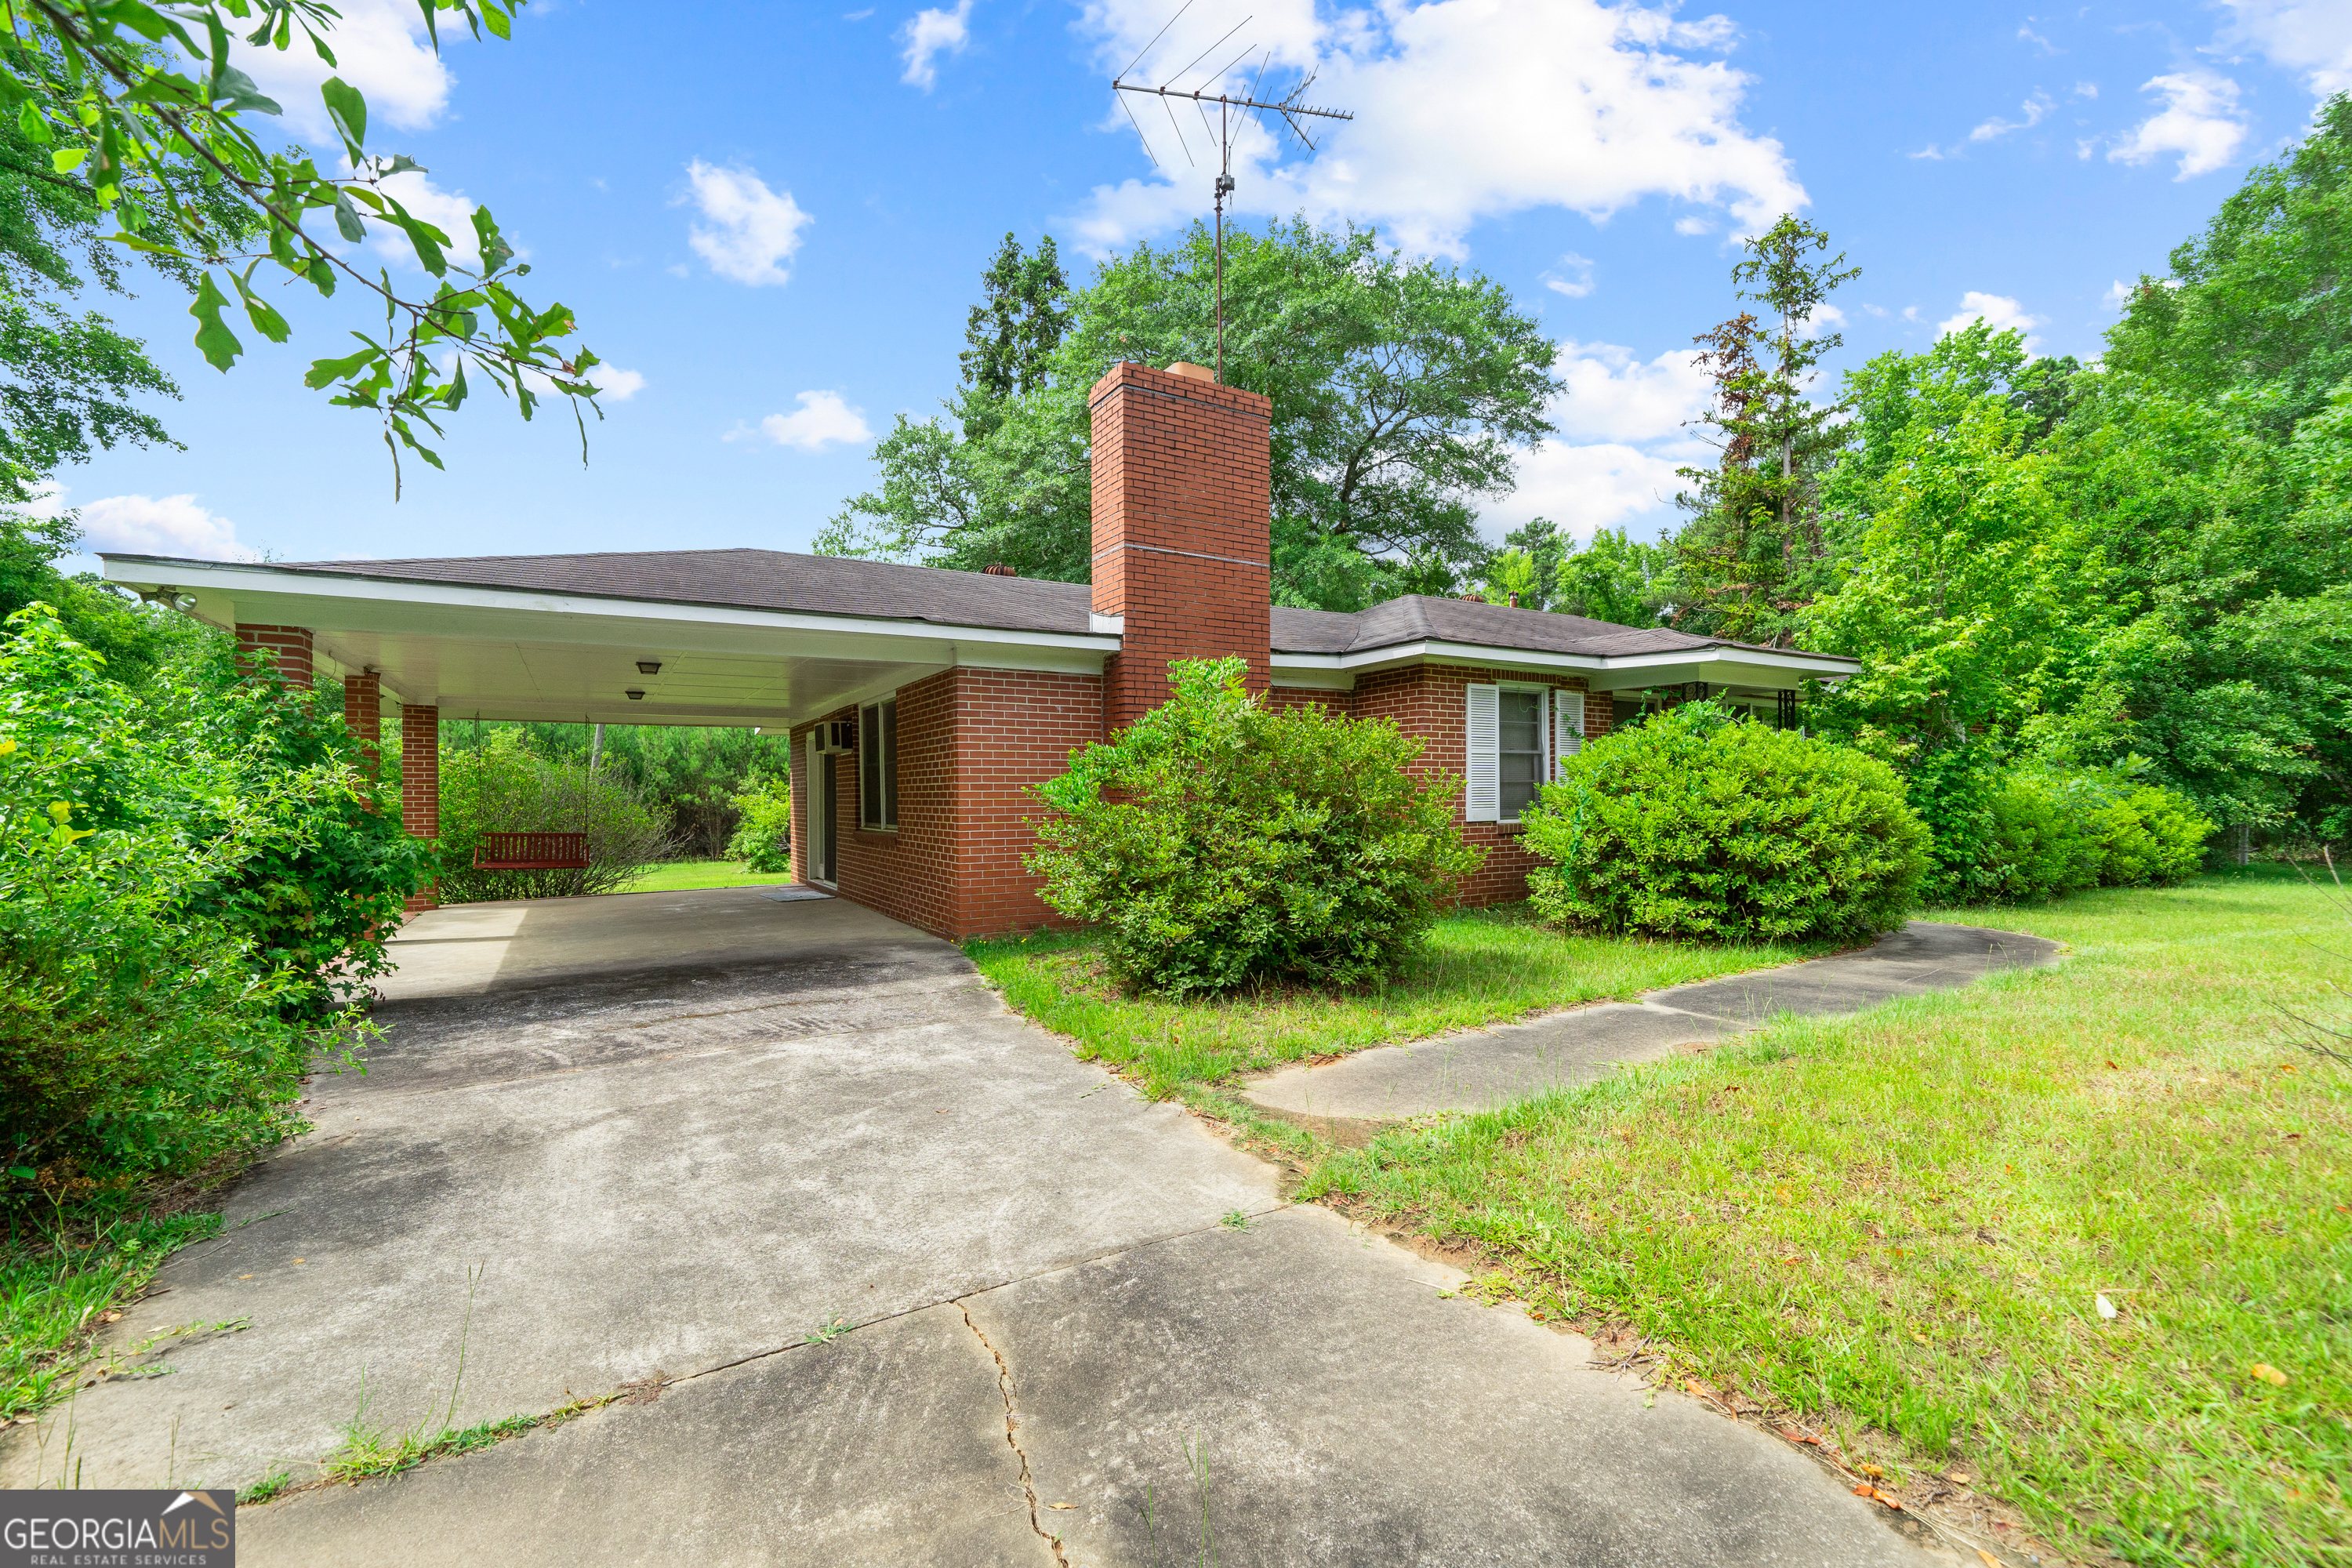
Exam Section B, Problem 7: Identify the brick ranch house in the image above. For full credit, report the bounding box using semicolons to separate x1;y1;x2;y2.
101;361;1857;938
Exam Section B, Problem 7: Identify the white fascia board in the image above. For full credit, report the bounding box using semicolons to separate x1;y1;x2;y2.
1273;639;1857;689
100;556;1121;662
1265;658;1354;691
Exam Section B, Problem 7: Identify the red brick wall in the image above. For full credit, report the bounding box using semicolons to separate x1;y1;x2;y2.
792;666;1103;939
1089;362;1272;734
343;669;382;777
1352;664;1613;907
235;623;313;688
401;702;440;913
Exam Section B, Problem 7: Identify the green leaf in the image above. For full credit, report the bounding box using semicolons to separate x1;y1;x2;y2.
7;1167;35;1181
305;344;381;389
483;5;513;41
209;65;285;116
384;154;425;176
234;274;292;344
16;101;51;145
320;75;366;158
332;190;366;244
51;147;87;173
190;273;244;371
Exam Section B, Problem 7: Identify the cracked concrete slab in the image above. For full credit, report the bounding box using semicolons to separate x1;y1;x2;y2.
1243;920;2062;1120
238;1305;1045;1566
964;1204;1944;1567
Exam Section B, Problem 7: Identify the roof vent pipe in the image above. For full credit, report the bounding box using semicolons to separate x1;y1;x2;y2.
984;563;1018;578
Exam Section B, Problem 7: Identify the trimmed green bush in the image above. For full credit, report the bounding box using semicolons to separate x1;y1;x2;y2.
1028;658;1481;996
727;771;792;873
1523;702;1927;942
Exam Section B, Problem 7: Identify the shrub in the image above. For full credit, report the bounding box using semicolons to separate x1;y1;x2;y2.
1983;765;2212;901
727;772;792;873
434;730;673;901
1028;659;1481;996
1;607;381;1200
1523;702;1927;942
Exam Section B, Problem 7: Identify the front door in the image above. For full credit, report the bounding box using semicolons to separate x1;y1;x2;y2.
809;738;839;885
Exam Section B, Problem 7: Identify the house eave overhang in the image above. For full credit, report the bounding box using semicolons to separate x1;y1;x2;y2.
1269;639;1859;691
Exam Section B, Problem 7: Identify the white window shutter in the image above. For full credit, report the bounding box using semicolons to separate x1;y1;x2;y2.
1554;690;1585;776
1465;684;1500;822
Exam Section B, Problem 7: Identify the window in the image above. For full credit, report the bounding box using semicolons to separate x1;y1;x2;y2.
1498;689;1544;822
1465;684;1555;824
858;697;898;829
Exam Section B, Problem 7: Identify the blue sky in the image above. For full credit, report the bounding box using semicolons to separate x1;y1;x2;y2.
48;0;2352;572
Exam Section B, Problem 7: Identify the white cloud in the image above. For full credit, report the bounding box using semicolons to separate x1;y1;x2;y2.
1970;91;2054;142
1900;305;1922;323
587;364;647;401
1482;338;1713;539
1072;0;1805;260
2074;80;2099;99
2216;0;2352;94
731;390;873;452
1802;303;1846;331
1909;143;1950;161
901;0;974;90
2102;278;2133;311
1937;291;2045;350
681;162;813;287
1542;252;1596;299
2018;23;2058;55
2107;71;2249;179
230;0;455;143
66;492;258;562
365;167;495;269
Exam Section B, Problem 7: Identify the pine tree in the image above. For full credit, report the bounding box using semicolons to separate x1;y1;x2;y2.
1673;216;1857;645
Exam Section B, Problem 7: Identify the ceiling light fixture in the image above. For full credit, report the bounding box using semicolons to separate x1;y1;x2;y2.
637;660;662;675
625;689;646;702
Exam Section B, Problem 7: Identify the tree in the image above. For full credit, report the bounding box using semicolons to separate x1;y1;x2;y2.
822;219;1562;610
1673;216;1857;644
1554;526;1671;627
956;231;1070;437
1477;517;1567;609
2;2;602;491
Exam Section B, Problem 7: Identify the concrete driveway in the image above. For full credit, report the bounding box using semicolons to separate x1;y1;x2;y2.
4;888;1953;1566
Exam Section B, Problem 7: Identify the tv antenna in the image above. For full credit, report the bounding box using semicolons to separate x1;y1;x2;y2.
1112;5;1353;383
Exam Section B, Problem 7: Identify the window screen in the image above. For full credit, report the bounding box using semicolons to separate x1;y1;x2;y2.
859;698;898;829
1499;689;1544;822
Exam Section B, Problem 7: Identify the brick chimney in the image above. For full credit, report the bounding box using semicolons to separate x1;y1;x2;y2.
1087;361;1272;734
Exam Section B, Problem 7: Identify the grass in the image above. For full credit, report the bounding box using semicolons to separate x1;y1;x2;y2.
966;904;1835;1100
1299;867;2350;1566
314;1396;610;1489
2;1210;225;1421
610;858;788;894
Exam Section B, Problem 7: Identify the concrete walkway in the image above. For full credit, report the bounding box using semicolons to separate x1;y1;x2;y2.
1245;921;2063;1122
4;888;1963;1566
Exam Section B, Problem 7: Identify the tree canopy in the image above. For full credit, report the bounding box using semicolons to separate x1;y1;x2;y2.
822;219;1560;610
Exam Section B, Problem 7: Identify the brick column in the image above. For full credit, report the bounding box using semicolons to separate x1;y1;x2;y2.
343;669;382;777
235;623;314;688
1088;361;1272;735
401;703;440;913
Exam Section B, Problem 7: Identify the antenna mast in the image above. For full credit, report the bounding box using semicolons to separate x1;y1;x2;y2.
1112;22;1352;384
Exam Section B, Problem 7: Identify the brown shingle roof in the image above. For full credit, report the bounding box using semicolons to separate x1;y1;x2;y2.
260;548;1806;662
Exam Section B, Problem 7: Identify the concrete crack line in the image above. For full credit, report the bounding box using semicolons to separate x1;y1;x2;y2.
955;1300;1070;1568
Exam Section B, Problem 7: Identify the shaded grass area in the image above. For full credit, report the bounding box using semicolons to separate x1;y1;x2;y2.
1301;869;2350;1566
611;858;785;894
967;903;1832;1100
2;1210;224;1420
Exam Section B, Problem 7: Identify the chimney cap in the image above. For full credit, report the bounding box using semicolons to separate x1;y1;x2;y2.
1165;361;1216;384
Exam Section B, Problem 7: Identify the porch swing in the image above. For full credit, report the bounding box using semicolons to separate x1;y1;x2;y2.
470;713;592;872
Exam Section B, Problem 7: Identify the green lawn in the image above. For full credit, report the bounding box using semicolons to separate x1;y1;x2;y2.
966;905;1835;1101
610;858;787;894
2;1210;223;1421
1298;869;2348;1566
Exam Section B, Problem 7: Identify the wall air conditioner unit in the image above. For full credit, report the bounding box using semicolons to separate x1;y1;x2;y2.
811;720;857;756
